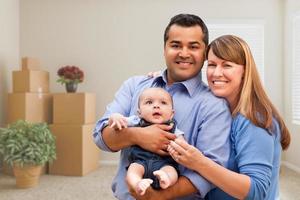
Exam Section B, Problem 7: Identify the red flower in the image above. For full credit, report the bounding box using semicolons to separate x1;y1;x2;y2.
57;65;84;84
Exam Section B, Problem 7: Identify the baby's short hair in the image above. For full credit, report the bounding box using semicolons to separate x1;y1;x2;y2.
138;87;173;108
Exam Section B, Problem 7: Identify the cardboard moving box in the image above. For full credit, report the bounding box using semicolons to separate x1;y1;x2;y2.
21;57;41;70
13;70;49;93
7;93;53;124
53;93;96;124
49;124;99;176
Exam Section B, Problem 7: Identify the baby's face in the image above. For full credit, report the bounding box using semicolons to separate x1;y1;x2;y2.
138;88;174;124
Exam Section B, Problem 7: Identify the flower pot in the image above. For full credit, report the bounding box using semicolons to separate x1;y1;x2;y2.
13;164;43;189
65;82;78;93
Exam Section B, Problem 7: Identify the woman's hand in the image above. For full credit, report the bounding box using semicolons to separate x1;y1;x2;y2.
168;138;206;171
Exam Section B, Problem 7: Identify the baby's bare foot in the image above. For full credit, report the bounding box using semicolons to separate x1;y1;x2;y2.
136;179;153;195
153;170;171;189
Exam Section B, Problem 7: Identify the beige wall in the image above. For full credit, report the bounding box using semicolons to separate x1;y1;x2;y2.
283;0;300;171
0;0;19;127
19;0;285;163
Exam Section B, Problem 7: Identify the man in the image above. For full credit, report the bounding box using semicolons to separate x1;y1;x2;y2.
93;14;232;200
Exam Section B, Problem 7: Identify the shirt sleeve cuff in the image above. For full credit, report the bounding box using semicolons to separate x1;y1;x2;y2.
181;169;214;198
126;115;140;127
174;128;184;137
93;118;115;152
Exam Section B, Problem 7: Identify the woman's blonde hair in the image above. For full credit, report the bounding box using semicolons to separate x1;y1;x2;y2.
206;35;290;150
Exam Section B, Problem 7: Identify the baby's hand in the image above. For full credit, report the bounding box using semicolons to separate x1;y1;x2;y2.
108;113;128;131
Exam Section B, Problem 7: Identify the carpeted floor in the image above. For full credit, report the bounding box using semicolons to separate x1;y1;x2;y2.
0;165;300;200
0;165;116;200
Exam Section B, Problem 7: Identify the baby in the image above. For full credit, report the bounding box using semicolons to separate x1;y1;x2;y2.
108;87;184;195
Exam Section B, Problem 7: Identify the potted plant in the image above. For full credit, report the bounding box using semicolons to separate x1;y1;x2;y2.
0;120;56;188
57;65;84;93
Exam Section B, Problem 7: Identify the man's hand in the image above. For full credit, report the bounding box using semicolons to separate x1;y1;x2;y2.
135;124;177;156
147;70;162;78
102;122;176;152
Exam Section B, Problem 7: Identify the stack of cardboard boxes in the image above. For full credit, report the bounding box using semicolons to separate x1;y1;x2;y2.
7;57;52;124
3;58;99;176
4;57;52;174
49;93;99;176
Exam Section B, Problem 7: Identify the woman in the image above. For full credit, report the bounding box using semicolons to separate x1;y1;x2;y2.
168;35;291;200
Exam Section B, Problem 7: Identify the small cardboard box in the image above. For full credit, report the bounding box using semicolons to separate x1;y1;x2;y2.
7;93;53;124
13;70;49;93
53;93;96;124
22;57;41;70
49;124;100;176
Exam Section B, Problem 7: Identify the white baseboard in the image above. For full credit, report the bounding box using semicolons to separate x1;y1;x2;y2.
281;161;300;174
99;160;118;166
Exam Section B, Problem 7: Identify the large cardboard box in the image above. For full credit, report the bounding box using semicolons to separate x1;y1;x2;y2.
13;70;49;93
7;93;53;124
49;124;99;176
53;93;96;124
21;57;41;70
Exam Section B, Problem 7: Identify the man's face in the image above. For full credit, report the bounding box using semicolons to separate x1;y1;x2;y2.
138;88;174;124
164;25;206;85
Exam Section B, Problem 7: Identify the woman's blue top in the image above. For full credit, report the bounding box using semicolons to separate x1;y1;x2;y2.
206;113;281;200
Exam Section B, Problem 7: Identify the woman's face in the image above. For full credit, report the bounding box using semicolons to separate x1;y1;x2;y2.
206;49;245;109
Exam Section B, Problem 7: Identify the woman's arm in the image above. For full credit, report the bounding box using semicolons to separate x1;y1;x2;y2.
168;139;251;199
169;118;275;200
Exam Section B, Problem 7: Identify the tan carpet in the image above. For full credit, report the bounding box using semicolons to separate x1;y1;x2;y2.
0;165;117;200
1;165;300;200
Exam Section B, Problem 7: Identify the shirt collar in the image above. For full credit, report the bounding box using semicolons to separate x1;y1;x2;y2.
151;69;203;97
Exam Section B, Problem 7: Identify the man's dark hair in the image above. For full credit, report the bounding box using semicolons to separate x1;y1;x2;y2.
164;14;209;46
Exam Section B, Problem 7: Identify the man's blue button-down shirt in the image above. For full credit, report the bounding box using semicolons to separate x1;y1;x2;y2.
93;71;232;200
